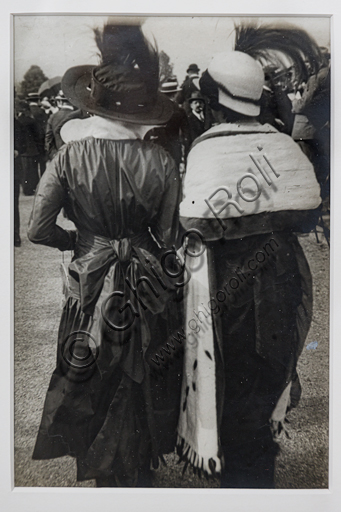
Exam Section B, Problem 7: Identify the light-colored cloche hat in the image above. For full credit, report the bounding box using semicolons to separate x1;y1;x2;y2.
207;51;264;117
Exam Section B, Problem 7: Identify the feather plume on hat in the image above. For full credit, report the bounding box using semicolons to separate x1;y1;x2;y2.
61;18;173;125
200;21;324;109
93;20;159;96
233;21;324;84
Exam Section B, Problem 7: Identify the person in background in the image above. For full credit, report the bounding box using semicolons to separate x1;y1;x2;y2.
145;77;190;171
14;94;25;246
27;92;48;176
40;97;57;117
16;100;41;195
186;91;212;144
291;49;330;207
45;91;76;160
175;63;201;114
259;67;295;135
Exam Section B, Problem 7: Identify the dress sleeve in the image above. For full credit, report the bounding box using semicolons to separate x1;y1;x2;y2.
27;152;76;251
151;154;181;249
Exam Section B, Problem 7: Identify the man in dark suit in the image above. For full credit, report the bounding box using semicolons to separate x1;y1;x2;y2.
145;78;190;170
14;103;25;246
27;92;48;176
187;91;212;145
175;63;201;114
16;100;41;196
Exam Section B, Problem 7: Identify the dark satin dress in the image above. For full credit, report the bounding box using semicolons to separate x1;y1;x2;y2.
28;136;182;485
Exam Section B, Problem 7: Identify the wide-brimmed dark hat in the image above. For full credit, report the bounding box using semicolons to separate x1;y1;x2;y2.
62;21;175;126
62;65;174;126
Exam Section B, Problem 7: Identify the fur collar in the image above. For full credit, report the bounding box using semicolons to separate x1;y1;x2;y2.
61;115;155;143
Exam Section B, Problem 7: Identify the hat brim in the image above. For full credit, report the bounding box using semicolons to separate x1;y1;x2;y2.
218;89;260;117
162;88;182;94
188;97;205;103
62;65;174;126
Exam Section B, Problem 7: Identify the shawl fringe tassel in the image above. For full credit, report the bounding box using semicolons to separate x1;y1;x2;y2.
176;434;224;479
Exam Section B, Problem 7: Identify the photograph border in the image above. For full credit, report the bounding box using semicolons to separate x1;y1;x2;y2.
4;1;341;511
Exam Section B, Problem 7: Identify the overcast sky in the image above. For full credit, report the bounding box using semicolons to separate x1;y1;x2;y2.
14;15;330;86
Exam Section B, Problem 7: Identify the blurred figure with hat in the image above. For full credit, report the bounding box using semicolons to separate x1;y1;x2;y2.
160;77;182;97
258;66;295;135
175;63;201;114
187;90;212;144
14;91;26;246
187;63;200;75
145;77;190;171
16;99;41;195
26;91;48;176
44;89;78;160
290;47;330;212
40;97;58;116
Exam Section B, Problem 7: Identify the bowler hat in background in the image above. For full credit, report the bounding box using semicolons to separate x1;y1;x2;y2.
188;91;205;104
204;51;264;117
62;21;174;126
187;63;200;74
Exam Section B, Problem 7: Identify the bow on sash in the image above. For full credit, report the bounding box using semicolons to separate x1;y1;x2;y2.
68;232;176;317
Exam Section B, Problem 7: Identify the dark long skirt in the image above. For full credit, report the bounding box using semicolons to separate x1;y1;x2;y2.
207;232;312;488
33;295;183;485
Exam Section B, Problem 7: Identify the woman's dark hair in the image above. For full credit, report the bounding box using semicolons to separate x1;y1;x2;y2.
200;70;256;122
199;70;219;110
218;105;254;123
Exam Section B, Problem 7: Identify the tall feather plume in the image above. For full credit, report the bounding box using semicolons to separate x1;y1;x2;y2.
234;21;323;84
93;20;159;95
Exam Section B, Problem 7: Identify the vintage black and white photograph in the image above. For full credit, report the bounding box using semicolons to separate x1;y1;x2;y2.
13;14;330;490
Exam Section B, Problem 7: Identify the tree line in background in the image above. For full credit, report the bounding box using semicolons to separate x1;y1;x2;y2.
15;51;174;98
16;65;48;98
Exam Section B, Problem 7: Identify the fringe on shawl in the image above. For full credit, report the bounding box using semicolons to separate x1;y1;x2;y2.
176;434;224;479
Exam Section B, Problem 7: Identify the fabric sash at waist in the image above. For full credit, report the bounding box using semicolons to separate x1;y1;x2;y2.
68;230;169;316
